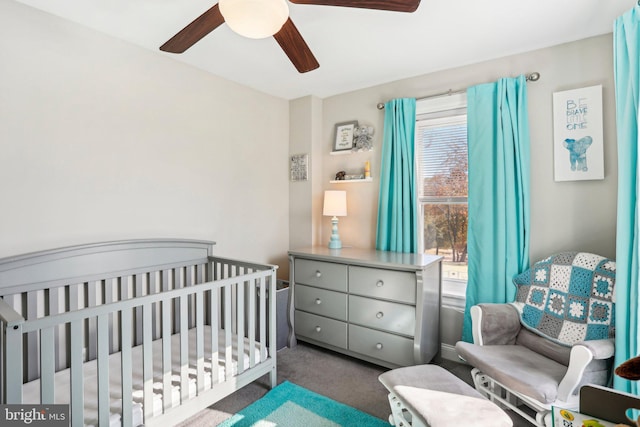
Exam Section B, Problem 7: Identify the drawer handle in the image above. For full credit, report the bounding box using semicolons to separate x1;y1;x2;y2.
315;298;322;305
376;280;384;287
315;326;322;333
376;311;384;319
375;343;383;350
315;270;322;278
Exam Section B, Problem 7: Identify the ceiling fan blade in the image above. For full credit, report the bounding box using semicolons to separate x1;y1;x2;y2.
160;4;225;53
289;0;420;13
273;18;319;73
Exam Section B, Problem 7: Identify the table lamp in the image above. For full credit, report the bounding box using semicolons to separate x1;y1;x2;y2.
323;190;347;249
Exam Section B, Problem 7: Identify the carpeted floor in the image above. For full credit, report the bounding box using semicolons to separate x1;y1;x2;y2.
217;381;390;427
177;343;531;426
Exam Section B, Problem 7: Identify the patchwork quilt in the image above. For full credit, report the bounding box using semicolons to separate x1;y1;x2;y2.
512;252;616;346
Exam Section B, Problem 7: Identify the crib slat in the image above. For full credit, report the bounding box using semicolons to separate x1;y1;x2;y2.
70;321;84;427
248;279;256;369
121;309;133;427
97;314;110;427
47;287;65;372
160;270;169;345
4;316;23;403
150;272;160;340
173;268;182;333
195;291;205;394
237;281;245;374
161;298;172;412
224;285;232;380
134;274;145;346
104;279;118;354
86;282;98;361
26;290;40;381
143;303;153;422
40;327;55;403
209;289;219;384
187;267;195;328
259;277;266;360
180;296;189;402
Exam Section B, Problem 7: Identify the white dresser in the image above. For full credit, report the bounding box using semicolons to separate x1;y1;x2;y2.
287;247;442;368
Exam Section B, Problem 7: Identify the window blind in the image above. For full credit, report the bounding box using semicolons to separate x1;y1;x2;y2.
416;113;468;201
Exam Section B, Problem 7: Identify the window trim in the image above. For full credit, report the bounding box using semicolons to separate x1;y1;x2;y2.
415;93;468;303
416;92;467;115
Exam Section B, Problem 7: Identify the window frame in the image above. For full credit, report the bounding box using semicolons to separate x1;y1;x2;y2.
415;93;468;307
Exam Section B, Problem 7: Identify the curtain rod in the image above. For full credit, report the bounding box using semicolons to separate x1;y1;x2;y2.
376;72;541;110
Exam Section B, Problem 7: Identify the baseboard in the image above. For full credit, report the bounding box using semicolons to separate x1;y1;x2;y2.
440;343;461;362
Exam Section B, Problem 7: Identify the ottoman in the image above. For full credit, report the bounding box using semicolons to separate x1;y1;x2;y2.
378;364;512;427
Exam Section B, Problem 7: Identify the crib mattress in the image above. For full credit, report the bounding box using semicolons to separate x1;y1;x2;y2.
21;326;264;427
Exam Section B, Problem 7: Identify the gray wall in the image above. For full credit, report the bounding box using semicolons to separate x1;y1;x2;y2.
1;1;290;274
290;34;618;351
288;97;323;260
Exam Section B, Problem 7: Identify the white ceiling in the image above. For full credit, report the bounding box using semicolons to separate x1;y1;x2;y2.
14;0;634;100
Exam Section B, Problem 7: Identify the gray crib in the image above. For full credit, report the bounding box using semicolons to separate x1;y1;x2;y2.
0;239;278;426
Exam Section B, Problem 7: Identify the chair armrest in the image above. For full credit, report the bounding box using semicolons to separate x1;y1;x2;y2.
470;303;521;346
574;338;615;360
557;339;614;402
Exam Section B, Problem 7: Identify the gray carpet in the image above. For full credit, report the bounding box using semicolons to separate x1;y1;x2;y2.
177;343;531;426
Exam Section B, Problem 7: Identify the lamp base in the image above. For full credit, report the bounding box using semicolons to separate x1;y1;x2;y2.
328;239;342;249
327;216;342;249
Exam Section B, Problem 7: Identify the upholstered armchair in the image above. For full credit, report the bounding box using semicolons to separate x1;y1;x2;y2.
455;252;616;427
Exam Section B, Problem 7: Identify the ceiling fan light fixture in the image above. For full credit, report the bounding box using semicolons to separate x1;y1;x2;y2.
219;0;289;39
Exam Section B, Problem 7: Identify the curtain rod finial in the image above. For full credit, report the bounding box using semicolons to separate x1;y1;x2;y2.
527;72;540;82
377;102;385;110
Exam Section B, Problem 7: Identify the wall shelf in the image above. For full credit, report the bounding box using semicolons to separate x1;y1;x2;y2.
330;178;373;184
330;149;373;156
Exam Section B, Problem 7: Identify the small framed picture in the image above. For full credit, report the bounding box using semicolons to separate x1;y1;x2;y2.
290;153;309;182
333;121;358;152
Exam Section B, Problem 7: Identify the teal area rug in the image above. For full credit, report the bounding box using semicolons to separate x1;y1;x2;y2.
218;381;389;427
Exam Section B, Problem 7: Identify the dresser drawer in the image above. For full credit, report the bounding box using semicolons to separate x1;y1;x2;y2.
295;284;347;321
295;259;347;292
349;266;415;304
348;324;414;366
348;295;415;336
295;311;347;349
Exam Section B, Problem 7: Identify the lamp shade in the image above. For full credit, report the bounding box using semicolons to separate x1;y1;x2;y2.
219;0;289;39
323;191;347;217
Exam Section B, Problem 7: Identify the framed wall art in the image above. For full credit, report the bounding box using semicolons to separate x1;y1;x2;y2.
552;85;604;181
333;121;358;152
290;153;309;182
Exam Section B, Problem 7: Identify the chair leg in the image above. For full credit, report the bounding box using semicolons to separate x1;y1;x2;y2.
387;392;409;426
536;410;552;427
470;368;491;399
470;368;550;427
385;392;428;427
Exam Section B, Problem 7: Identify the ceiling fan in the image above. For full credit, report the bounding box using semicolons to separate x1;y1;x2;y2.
160;0;421;73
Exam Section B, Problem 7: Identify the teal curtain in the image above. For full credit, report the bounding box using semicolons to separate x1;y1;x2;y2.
613;6;640;394
461;76;531;343
376;98;418;253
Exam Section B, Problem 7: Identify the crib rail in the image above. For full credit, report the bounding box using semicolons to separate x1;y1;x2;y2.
0;253;277;427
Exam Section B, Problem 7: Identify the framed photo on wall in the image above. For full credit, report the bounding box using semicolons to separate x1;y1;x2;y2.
290;153;309;182
333;121;358;151
552;85;604;181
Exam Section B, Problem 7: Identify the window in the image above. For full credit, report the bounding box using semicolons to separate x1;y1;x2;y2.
415;94;468;304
